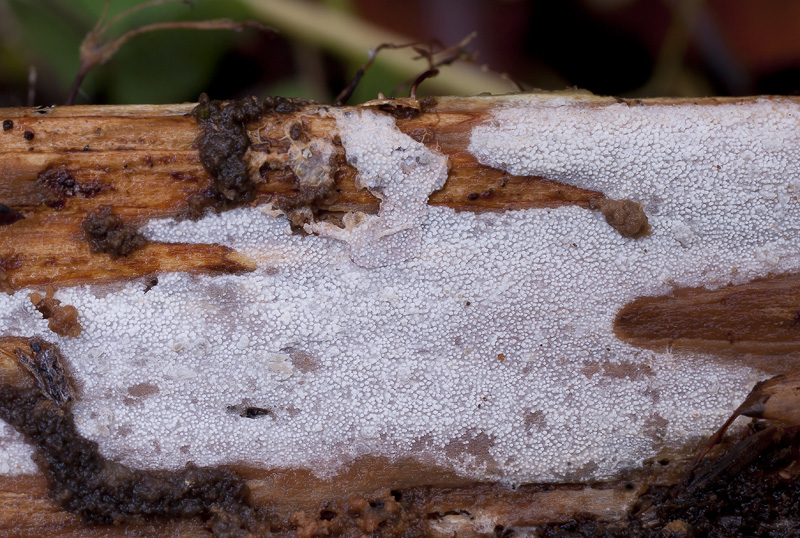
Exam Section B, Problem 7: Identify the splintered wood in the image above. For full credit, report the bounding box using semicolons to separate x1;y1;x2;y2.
0;93;799;537
0;99;601;290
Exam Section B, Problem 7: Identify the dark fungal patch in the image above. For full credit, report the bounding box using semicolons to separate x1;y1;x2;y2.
81;205;147;258
535;425;800;537
2;120;12;131
0;203;23;225
190;93;307;217
590;197;650;238
37;164;102;203
0;340;267;536
23;129;34;141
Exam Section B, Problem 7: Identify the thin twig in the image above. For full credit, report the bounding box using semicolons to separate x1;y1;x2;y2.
99;0;193;36
409;69;438;99
100;20;272;69
336;34;486;105
66;1;274;106
335;40;426;105
389;34;479;98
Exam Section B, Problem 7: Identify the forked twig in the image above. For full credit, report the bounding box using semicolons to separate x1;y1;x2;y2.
66;0;274;105
334;40;427;105
335;32;523;105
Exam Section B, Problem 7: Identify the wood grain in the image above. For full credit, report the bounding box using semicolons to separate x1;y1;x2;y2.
0;99;600;291
615;273;800;364
1;96;800;535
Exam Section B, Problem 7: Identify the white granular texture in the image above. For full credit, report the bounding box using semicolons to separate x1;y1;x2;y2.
0;96;797;484
307;108;448;268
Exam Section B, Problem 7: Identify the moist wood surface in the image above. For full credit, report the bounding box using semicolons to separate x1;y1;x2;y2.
615;273;800;366
1;97;799;535
0;100;601;290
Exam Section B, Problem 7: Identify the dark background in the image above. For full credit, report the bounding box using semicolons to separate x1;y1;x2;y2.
1;0;799;107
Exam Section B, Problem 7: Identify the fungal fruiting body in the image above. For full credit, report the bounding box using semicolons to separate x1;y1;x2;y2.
0;94;798;508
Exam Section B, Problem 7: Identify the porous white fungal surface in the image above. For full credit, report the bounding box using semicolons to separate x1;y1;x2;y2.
307;108;448;268
0;96;798;484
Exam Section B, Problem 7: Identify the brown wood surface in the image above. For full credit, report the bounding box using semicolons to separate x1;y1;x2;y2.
615;273;800;361
0;99;601;291
0;96;799;535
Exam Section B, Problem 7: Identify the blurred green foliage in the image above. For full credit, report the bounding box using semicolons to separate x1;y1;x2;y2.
2;0;272;104
0;0;496;106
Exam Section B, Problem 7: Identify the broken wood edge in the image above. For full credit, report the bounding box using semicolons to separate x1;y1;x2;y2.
0;336;795;537
3;92;797;292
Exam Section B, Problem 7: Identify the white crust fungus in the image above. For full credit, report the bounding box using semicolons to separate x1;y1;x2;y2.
306;108;449;268
0;96;798;485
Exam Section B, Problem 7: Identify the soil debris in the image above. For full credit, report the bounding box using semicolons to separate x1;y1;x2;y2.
28;285;82;338
590;197;651;238
0;339;267;537
190;93;309;216
82;205;146;258
289;488;414;538
536;425;800;537
143;277;158;293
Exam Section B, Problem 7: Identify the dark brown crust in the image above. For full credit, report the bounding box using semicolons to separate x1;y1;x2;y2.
81;205;147;258
0;338;266;537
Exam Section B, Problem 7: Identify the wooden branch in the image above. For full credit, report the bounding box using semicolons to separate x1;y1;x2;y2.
1;93;800;536
0;98;602;291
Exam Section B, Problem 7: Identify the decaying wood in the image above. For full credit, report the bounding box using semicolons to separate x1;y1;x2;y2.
1;95;800;536
0;337;652;536
1;96;798;352
0;99;603;290
615;273;800;363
